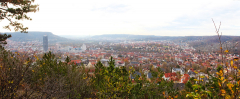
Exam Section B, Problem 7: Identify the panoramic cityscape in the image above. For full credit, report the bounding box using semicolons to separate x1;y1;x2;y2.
1;0;240;99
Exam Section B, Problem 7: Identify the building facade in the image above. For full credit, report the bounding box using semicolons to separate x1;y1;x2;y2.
43;35;48;52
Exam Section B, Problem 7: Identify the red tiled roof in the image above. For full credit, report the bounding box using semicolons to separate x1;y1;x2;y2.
71;60;81;64
164;72;177;78
169;76;179;81
91;62;96;65
179;74;190;84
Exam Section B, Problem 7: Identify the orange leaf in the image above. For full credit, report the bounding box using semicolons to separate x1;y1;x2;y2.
231;60;233;66
234;66;238;69
225;50;229;53
234;58;239;61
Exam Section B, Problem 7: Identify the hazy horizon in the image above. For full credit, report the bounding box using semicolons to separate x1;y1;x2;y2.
3;31;240;37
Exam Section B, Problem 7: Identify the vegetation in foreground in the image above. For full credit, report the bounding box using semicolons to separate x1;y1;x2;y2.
1;45;240;99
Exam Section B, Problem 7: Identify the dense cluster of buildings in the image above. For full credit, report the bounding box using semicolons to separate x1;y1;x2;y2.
3;36;240;90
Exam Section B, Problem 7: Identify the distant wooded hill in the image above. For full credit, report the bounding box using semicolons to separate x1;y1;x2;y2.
90;34;181;41
90;34;240;43
2;31;72;43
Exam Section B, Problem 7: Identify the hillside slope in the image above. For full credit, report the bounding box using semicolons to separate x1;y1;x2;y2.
2;31;72;43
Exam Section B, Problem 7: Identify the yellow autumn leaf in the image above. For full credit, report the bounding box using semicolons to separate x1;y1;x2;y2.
24;61;29;65
217;71;223;76
129;66;133;69
220;70;223;74
234;58;239;61
222;79;226;84
194;79;199;81
225;50;229;53
174;95;178;98
218;82;221;87
225;95;231;99
8;80;13;83
220;77;224;81
234;66;237;69
231;60;233;66
227;83;234;87
221;89;226;96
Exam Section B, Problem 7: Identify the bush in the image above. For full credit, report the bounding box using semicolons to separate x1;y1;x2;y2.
2;47;240;99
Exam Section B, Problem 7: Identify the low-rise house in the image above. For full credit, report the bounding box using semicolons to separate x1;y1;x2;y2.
70;60;81;66
163;72;177;81
81;59;90;66
177;61;183;65
179;74;190;84
86;62;95;68
130;61;140;67
172;68;185;75
188;69;196;78
100;59;109;66
116;61;125;67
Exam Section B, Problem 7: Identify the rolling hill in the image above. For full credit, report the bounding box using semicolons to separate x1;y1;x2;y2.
1;31;72;43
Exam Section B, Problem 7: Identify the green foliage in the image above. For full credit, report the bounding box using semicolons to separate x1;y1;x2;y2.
2;49;240;99
91;56;179;99
0;47;31;98
217;65;223;72
0;34;11;44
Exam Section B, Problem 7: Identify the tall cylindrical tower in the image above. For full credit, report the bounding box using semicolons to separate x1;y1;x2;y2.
43;35;48;52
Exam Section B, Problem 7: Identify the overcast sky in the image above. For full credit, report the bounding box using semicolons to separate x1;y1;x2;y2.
1;0;240;36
